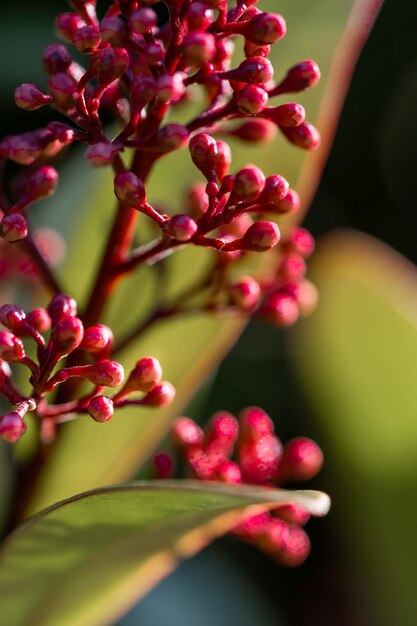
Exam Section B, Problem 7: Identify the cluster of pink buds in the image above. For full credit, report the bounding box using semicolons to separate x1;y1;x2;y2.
0;293;174;443
168;407;323;566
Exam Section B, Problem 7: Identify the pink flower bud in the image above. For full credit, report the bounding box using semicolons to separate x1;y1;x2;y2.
230;276;261;309
99;17;127;46
153;124;189;152
0;305;26;331
51;316;84;358
146;41;165;64
279;253;306;282
246;12;286;45
55;12;85;42
7;134;42;165
236;84;268;114
233;166;265;201
258;175;289;205
153;453;174;479
114;172;146;206
155;73;185;104
43;45;72;75
26;308;51;333
189;133;218;178
276;504;310;526
187;2;214;30
88;395;114;422
182;32;216;66
47;72;77;109
271;188;300;214
27;166;58;201
224;56;274;85
172;417;204;451
86;142;121;167
92;48;130;83
275;526;311;567
81;324;113;353
204;411;239;456
129;8;157;34
73;25;101;53
262;103;305;127
238;406;274;442
214;140;232;180
47;293;77;325
130;74;157;107
1;214;28;242
123;357;163;394
0;412;27;443
142;381;176;406
0;332;25;362
297;280;319;317
281;122;320;149
15;84;51;111
277;60;321;94
186;183;209;217
238;434;282;483
168;215;198;242
229;118;277;143
284;227;315;258
240;220;280;251
244;41;270;58
48;122;75;145
215;460;242;483
234;511;271;540
85;360;124;387
258;292;299;327
280;437;323;482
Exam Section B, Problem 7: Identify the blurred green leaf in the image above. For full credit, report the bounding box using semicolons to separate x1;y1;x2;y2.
0;480;329;626
292;230;417;626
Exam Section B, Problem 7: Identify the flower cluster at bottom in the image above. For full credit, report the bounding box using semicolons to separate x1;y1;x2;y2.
158;407;323;566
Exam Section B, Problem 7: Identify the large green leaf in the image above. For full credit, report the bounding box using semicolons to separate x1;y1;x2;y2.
0;480;330;626
292;230;417;626
27;0;380;514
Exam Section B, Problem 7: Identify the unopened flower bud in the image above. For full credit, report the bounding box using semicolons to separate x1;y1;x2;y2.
271;188;300;214
43;44;72;75
15;84;51;111
27;166;58;201
86;142;121;167
99;17;127;46
205;411;239;456
241;220;280;251
276;504;310;526
26;308;51;333
0;412;27;443
1;214;28;242
92;48;129;83
146;41;165;64
55;12;85;42
88;396;114;422
187;2;214;30
262;103;305;127
275;60;321;94
239;434;282;483
276;526;311;567
279;254;306;282
153;124;189;152
47;72;77;109
223;56;274;85
244;40;270;58
153;453;174;479
284;227;315;258
130;74;157;108
129;8;157;34
280;437;323;482
6;134;42;165
172;417;204;451
51;316;84;358
229;118;277;143
233;166;265;201
281;122;320;149
122;357;163;394
182;32;216;66
245;12;286;45
215;460;242;483
0;305;26;331
238;407;275;442
73;25;101;53
0;332;25;362
142;381;176;406
186;183;209;217
214;140;232;180
114;172;146;206
155;73;185;104
258;292;299;327
168;215;198;241
85;360;124;387
236;84;268;114
47;293;77;326
230;276;261;309
81;324;113;353
258;175;289;205
189;133;218;178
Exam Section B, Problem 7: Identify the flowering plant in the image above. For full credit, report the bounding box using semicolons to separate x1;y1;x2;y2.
0;1;382;625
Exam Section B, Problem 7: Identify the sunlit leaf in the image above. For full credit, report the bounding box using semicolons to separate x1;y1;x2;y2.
0;480;330;626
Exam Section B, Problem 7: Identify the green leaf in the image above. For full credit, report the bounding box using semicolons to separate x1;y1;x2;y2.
0;481;330;626
291;230;417;626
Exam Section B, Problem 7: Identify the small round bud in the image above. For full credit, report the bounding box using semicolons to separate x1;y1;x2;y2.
182;32;216;66
55;12;85;42
124;357;163;393
258;292;299;327
27;166;59;201
230;118;277;143
92;48;130;83
236;84;268;114
225;56;274;85
0;332;25;361
230;276;261;309
88;396;114;422
86;360;124;387
86;142;121;167
233;166;265;201
241;220;280;251
48;122;75;145
51;316;84;358
1;214;28;242
275;504;310;526
131;74;157;107
278;60;321;93
215;460;242;484
6;134;42;165
187;2;214;30
215;141;232;180
168;215;198;242
99;17;127;46
275;526;311;567
205;411;239;456
263;103;305;127
142;381;176;407
48;293;77;325
172;417;204;451
189;133;219;178
0;412;27;443
280;437;323;482
47;72;77;109
155;73;185;105
246;12;286;45
238;407;274;442
0;305;26;331
272;188;300;214
258;175;289;205
73;25;101;53
244;40;270;58
281;122;320;149
15;84;51;111
26;308;51;333
146;41;165;64
114;172;146;206
43;44;72;75
153;124;189;153
297;280;319;317
153;453;174;479
186;183;209;217
279;254;306;282
238;434;282;483
81;324;113;353
129;8;157;34
284;227;315;258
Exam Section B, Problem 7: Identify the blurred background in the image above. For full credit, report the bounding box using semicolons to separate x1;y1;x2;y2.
1;1;417;625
